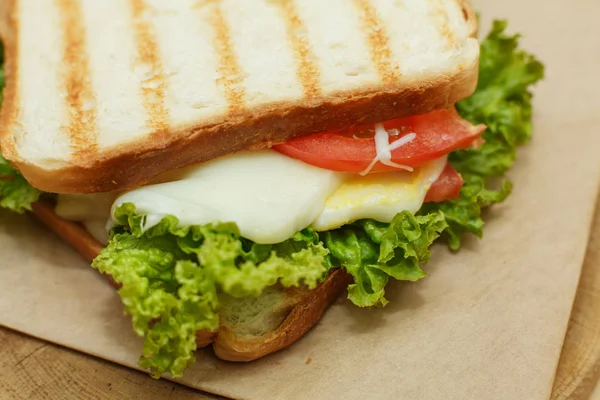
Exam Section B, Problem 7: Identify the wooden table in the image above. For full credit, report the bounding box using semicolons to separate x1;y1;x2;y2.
0;328;220;399
551;197;600;400
3;199;600;400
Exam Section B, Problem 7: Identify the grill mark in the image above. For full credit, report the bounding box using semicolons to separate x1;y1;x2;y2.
129;0;169;132
428;0;457;50
352;0;401;85
201;0;246;114
0;0;20;156
270;0;321;101
56;0;98;159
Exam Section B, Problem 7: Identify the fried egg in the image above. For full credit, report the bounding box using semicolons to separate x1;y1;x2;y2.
56;150;446;244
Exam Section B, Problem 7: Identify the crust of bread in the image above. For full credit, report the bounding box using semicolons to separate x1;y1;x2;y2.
30;200;351;359
0;0;479;194
457;0;478;38
196;330;219;349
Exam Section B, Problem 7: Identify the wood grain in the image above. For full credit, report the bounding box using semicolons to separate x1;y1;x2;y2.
0;327;225;400
551;195;600;400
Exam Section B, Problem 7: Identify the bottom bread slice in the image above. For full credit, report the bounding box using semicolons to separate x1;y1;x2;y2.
30;200;351;362
213;269;351;361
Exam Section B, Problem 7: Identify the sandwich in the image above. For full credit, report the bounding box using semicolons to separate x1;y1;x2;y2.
0;0;543;378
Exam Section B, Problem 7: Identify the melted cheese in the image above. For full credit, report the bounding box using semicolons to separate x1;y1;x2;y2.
56;150;446;245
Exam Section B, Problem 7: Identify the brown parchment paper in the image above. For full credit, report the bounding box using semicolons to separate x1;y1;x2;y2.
1;0;600;399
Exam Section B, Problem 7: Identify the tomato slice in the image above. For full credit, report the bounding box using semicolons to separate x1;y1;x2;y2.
424;163;463;203
274;108;485;174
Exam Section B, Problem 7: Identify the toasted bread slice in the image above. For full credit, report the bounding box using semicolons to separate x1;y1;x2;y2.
214;269;351;361
1;0;478;194
30;200;351;361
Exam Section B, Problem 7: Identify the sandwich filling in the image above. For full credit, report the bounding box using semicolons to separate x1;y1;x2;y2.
56;106;481;245
0;21;544;378
55;151;449;245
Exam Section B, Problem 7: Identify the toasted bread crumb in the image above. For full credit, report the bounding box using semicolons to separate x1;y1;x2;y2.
306;357;312;365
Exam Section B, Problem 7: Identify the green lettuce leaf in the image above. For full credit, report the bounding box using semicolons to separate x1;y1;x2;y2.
0;42;40;213
420;175;512;251
425;20;544;249
322;211;447;306
0;154;41;213
92;203;330;378
452;20;544;177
